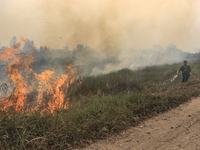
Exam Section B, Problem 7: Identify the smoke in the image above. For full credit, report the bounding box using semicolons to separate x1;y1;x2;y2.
0;0;200;52
88;44;192;76
0;1;200;77
0;38;194;78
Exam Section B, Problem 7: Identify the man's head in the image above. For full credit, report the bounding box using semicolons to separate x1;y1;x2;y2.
183;60;187;66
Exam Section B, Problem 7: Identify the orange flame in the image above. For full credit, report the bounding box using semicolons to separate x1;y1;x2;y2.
0;40;76;115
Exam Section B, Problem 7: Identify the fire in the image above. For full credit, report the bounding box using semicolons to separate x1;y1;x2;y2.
0;40;76;115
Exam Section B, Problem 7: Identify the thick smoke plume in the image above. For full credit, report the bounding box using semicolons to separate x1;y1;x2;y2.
0;38;197;78
0;0;200;78
0;0;200;52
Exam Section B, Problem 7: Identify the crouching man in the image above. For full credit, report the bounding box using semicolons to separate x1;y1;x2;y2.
177;60;191;82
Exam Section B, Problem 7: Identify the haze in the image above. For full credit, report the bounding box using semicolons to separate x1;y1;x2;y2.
0;0;200;52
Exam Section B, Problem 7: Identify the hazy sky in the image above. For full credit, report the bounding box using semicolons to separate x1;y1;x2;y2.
0;0;200;52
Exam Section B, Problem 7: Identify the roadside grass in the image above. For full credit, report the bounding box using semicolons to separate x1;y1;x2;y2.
1;60;200;149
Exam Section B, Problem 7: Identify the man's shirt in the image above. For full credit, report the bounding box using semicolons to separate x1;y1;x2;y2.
179;65;191;75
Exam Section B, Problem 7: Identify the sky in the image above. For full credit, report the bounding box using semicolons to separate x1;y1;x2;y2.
0;0;200;52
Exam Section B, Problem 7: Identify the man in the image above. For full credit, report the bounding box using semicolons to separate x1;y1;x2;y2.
177;60;191;82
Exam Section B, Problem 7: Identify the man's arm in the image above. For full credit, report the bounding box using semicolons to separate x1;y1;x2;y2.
177;66;183;74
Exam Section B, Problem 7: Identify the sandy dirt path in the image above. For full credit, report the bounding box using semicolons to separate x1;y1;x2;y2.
82;97;200;150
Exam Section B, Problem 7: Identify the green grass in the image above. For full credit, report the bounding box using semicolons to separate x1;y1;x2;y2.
1;59;200;149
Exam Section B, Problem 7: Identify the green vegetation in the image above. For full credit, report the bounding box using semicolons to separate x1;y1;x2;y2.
1;60;200;149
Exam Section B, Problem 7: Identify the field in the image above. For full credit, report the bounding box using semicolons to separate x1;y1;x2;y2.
1;60;200;149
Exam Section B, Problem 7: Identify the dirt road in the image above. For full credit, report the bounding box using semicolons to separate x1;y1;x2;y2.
83;97;200;150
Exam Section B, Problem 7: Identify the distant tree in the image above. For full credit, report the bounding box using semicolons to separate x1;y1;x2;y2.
10;36;17;47
76;44;84;52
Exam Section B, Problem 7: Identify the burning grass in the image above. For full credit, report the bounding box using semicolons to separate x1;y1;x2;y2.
1;43;200;149
0;42;77;116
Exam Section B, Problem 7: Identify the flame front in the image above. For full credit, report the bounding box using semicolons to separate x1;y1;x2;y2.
0;41;76;115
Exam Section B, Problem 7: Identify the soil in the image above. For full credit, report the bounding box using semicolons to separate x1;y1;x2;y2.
82;97;200;150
